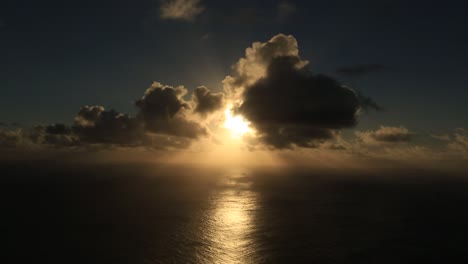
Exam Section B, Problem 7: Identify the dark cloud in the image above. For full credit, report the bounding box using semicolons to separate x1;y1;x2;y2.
46;124;72;135
222;34;380;149
356;91;384;111
0;126;76;148
192;86;225;115
135;83;188;120
237;56;361;148
135;82;207;139
0;122;21;128
356;126;413;145
73;106;145;145
336;64;386;76
0;81;212;151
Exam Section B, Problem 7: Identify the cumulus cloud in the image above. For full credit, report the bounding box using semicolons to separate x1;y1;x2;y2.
0;81;214;151
0;34;384;153
223;34;308;99
356;126;413;145
72;106;144;145
160;0;204;21
336;64;386;77
135;82;207;139
224;34;380;149
192;86;225;115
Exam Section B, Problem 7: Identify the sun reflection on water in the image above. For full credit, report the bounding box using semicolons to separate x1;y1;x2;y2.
202;171;259;263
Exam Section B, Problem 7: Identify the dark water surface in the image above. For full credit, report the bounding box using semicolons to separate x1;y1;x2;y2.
2;162;468;263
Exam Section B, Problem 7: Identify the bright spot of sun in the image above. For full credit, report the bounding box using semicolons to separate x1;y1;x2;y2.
224;105;252;138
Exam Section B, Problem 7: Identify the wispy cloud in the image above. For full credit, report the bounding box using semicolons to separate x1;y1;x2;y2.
160;0;205;22
277;2;296;22
356;126;413;146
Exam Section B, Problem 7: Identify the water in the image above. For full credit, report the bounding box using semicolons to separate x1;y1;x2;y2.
2;163;468;263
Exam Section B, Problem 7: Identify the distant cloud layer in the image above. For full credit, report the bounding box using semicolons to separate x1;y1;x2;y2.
160;0;204;21
0;80;225;150
448;128;468;155
356;126;413;145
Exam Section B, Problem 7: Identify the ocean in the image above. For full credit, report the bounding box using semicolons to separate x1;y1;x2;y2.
2;162;468;263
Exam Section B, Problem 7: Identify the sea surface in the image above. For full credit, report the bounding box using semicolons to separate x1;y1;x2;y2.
2;162;468;263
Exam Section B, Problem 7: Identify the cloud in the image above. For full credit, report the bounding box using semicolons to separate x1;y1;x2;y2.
336;64;386;77
356;91;384;111
192;86;225;115
277;2;296;22
0;122;21;128
223;34;307;99
135;82;207;139
448;128;468;155
0;82;212;151
431;134;451;141
45;123;72;135
224;34;380;149
0;34;384;153
72;106;145;145
356;126;413;145
0;125;76;149
0;129;23;148
160;0;204;21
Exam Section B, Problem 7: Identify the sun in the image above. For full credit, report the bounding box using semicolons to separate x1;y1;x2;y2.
224;105;252;138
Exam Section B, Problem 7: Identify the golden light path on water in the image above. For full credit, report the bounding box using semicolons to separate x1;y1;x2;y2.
199;170;259;263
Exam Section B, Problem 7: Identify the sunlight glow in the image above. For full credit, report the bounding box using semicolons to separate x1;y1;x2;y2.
224;105;252;138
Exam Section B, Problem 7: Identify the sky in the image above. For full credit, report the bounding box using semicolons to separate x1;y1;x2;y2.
1;0;468;169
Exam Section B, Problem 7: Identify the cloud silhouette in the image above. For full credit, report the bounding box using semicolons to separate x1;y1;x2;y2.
135;82;207;139
223;34;308;99
72;106;144;145
5;82;211;150
0;34;383;152
160;0;204;21
192;86;225;115
225;34;380;148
